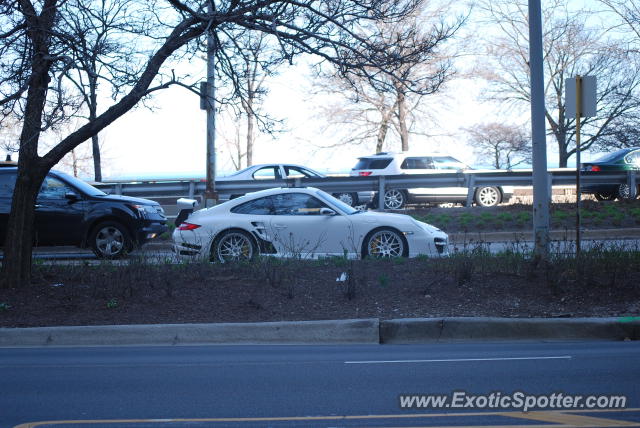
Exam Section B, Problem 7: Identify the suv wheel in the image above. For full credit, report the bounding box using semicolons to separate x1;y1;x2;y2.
334;192;356;206
384;189;406;209
90;221;132;259
475;186;501;207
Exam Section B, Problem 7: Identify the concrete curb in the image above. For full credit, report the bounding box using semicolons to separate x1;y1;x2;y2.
0;319;380;347
450;228;640;243
380;317;640;343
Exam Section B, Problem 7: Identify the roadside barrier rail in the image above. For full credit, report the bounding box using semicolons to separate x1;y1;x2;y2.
94;169;639;216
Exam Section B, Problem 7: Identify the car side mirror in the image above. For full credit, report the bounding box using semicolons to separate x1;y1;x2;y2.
65;192;80;201
320;207;336;216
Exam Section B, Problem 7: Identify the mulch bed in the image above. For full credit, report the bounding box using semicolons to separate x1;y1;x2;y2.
1;255;639;328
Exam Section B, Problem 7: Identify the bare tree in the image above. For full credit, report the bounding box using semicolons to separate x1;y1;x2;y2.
216;31;284;168
1;0;439;288
315;2;464;152
599;0;640;46
478;0;640;167
0;114;20;154
58;0;145;182
466;122;531;169
217;110;245;171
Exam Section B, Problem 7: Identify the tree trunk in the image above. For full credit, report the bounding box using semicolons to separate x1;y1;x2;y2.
376;119;389;153
1;165;47;288
396;89;409;151
90;76;102;181
1;0;56;288
246;99;254;167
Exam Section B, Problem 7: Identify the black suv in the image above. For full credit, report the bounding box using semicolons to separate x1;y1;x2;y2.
0;167;168;258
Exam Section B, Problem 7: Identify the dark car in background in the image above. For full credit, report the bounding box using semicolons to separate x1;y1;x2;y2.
0;167;168;258
581;147;640;200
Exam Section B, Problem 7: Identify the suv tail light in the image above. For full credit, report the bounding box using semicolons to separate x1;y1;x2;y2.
359;171;372;176
177;222;201;231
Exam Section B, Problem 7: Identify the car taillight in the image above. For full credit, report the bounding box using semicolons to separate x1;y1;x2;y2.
590;165;601;172
177;222;201;231
359;171;373;176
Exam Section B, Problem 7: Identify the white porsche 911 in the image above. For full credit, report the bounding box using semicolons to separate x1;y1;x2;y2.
172;187;448;262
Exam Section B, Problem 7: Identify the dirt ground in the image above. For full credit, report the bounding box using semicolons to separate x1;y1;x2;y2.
1;250;639;328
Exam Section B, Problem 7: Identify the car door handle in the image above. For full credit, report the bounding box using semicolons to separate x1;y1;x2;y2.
273;224;287;229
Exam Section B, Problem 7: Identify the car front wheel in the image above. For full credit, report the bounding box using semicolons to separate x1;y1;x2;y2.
90;221;132;259
363;228;407;258
475;186;502;207
211;229;257;263
384;189;406;209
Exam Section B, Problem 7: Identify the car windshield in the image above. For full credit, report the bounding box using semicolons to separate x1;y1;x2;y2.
54;171;106;196
593;149;632;163
314;189;358;215
432;156;468;170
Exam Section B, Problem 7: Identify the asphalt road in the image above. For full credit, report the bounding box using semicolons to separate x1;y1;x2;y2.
2;341;639;427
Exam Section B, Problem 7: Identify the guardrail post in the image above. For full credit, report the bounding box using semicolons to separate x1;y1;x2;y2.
188;181;195;199
115;183;122;195
465;174;475;207
378;176;385;209
628;170;637;199
547;173;553;203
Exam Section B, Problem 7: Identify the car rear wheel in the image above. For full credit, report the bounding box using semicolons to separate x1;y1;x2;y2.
617;184;640;200
363;228;407;258
334;192;356;206
211;230;256;263
90;221;132;259
475;186;502;207
384;189;406;209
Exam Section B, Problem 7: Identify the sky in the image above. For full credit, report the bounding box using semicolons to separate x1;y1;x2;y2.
92;62;522;180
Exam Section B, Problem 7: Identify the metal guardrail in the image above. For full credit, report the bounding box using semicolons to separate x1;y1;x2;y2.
94;169;639;216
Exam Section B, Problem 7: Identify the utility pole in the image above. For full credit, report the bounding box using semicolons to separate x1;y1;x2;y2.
205;2;217;207
528;0;550;260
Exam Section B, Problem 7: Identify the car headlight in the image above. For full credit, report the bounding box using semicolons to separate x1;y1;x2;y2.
132;204;161;218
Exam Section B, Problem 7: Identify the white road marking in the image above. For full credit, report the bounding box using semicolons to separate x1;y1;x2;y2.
344;356;572;364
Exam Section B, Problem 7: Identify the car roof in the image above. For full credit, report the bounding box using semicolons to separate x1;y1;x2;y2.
357;152;453;159
222;163;325;177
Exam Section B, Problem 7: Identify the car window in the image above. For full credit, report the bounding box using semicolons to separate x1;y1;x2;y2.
353;158;393;170
432;156;467;170
283;165;312;178
0;172;17;197
231;196;275;215
401;157;432;169
38;176;74;199
283;166;319;179
272;193;329;215
252;167;280;180
53;171;106;196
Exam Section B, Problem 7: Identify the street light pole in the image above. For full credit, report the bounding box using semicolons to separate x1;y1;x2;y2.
528;0;550;260
205;3;217;207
